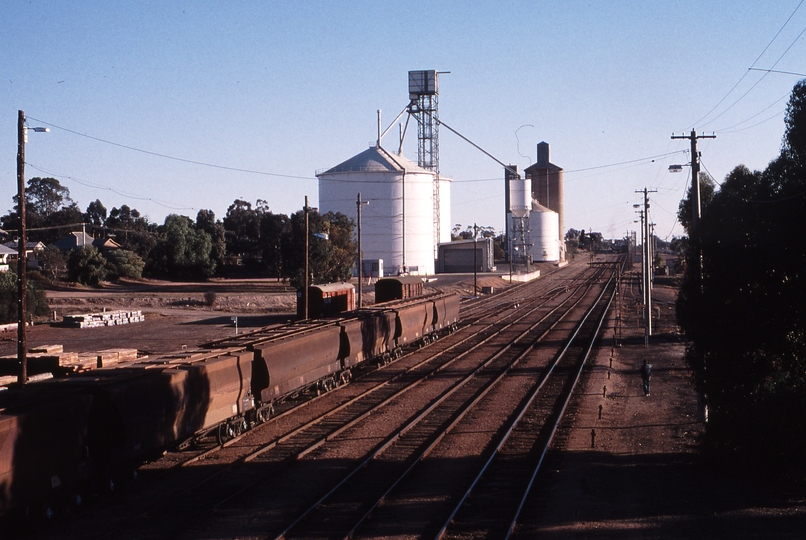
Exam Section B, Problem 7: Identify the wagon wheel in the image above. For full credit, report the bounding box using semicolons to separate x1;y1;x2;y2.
217;423;230;445
257;406;271;423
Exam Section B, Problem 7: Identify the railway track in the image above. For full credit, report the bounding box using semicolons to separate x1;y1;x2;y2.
39;257;619;540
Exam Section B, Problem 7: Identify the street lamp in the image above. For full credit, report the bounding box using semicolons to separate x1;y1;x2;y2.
356;193;368;308
17;110;49;385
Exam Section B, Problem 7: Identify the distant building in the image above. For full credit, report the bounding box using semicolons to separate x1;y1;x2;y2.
0;244;16;272
52;231;121;253
3;240;46;269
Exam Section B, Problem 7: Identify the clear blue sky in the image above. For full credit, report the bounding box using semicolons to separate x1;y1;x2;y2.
2;0;805;242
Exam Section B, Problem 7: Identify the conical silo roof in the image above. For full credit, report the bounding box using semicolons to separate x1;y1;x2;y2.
319;145;430;176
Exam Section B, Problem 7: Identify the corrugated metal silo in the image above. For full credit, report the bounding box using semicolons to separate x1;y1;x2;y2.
524;142;564;260
508;176;532;218
530;202;560;262
317;145;448;275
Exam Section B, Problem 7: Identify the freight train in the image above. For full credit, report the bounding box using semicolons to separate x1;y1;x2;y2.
0;291;460;524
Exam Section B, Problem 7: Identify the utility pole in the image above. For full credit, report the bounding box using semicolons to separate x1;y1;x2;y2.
17;111;27;385
671;130;716;230
303;196;309;320
672;130;714;294
356;193;368;308
636;188;657;345
473;223;478;296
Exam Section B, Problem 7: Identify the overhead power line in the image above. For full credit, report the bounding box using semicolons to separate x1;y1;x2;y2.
691;0;805;129
26;116;316;181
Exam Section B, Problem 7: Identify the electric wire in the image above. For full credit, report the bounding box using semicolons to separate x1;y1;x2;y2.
700;21;806;130
26;163;199;212
25;116;316;181
691;0;804;129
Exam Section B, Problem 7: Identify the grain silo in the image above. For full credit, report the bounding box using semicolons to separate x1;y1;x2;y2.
524;142;565;260
317;144;451;276
530;202;560;262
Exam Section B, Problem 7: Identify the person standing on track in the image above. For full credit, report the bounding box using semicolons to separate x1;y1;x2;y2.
640;360;652;396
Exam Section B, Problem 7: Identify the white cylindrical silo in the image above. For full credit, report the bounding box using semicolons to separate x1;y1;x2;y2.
530;203;560;262
509;177;532;218
317;145;442;275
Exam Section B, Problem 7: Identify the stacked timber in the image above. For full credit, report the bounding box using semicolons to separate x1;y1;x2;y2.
0;345;141;383
62;310;144;328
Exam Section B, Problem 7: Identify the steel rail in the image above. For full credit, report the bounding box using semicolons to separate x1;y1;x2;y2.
272;274;604;539
89;269;594;540
433;268;617;539
505;272;617;539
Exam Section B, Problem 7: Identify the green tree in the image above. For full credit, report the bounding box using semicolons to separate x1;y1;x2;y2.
0;270;49;323
260;212;290;277
38;245;67;282
26;177;73;217
105;205;156;259
676;80;806;474
196;209;227;269
282;210;355;288
677;172;717;235
149;214;216;280
1;177;82;244
104;249;145;280
67;246;108;287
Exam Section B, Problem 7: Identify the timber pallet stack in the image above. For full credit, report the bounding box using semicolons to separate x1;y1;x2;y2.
62;310;144;328
0;345;142;385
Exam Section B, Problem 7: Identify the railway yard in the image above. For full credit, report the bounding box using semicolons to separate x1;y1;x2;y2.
2;256;805;538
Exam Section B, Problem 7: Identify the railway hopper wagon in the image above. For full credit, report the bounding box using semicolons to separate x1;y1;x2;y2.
249;324;343;413
0;385;93;521
338;309;397;368
56;348;255;477
432;293;461;332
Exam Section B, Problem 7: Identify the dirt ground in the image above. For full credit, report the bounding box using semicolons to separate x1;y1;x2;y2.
7;268;804;537
0;278;300;358
524;268;806;538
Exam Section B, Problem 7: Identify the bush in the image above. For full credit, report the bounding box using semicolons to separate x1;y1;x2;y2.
104;249;145;280
0;270;50;323
67;246;108;287
204;290;217;307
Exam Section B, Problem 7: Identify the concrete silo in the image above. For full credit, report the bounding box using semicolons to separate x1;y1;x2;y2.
524;142;565;260
317;145;450;276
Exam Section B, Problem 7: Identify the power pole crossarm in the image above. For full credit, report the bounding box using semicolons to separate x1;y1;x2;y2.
671;130;716;227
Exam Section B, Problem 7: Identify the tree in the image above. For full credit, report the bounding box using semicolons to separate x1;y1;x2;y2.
105;205;155;259
677;172;717;235
0;270;49;323
149;214;216;280
196;209;227;269
26;177;73;217
38;245;67;282
223;199;263;255
676;80;806;474
85;199;108;230
260;212;291;277
281;209;355;288
1;177;81;244
67;246;108;287
104;249;145;280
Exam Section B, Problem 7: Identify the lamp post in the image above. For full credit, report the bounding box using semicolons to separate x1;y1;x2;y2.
303;196;309;320
16;110;49;385
356;193;369;308
473;223;479;296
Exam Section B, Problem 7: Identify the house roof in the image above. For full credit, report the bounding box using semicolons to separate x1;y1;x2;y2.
0;244;17;255
3;240;45;251
52;232;121;251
